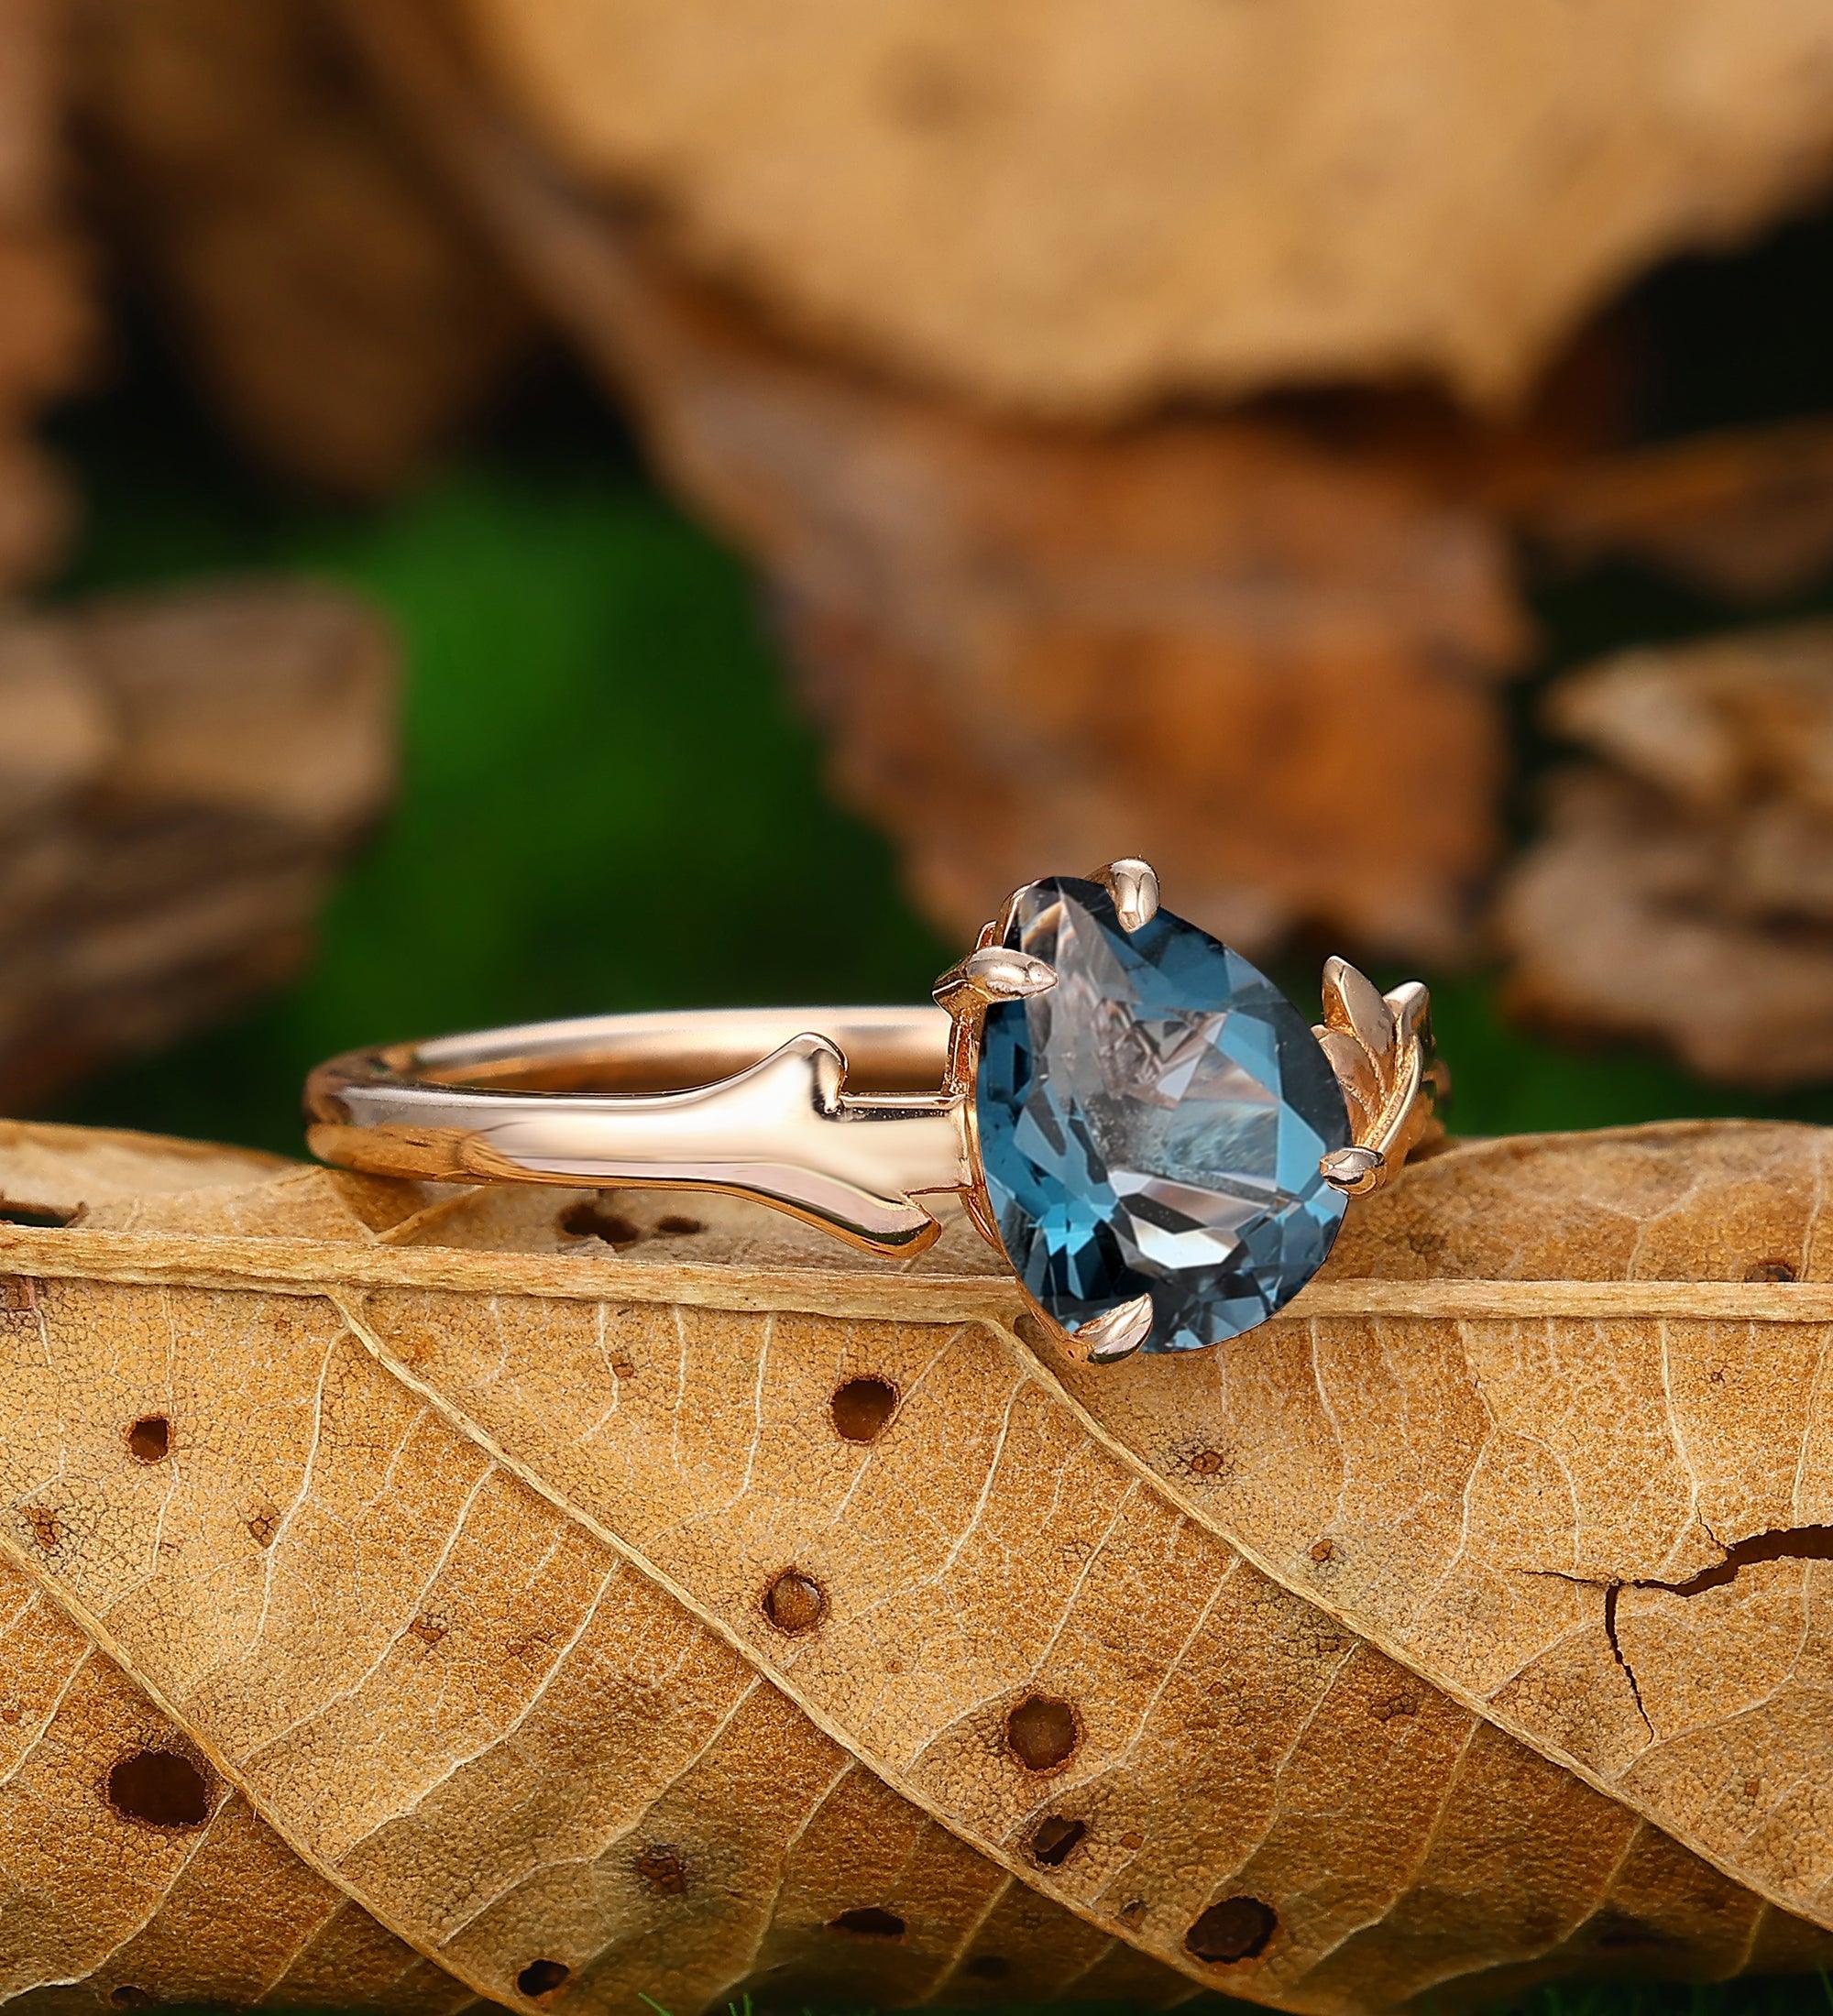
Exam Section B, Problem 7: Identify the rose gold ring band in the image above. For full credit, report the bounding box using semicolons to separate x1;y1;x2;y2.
304;1006;975;1255
304;860;1444;1366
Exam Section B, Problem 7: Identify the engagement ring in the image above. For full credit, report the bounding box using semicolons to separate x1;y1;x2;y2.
305;861;1443;1364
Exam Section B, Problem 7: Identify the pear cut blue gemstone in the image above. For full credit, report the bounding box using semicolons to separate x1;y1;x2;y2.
975;877;1351;1354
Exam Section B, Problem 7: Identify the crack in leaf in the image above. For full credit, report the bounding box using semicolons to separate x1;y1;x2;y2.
1600;1526;1833;1737
1601;1584;1654;1737
1636;1525;1833;1600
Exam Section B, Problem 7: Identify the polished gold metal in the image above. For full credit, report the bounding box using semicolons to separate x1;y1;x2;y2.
1091;857;1159;932
1312;957;1447;1195
932;944;1059;1011
1320;1144;1387;1192
1072;1293;1157;1364
304;859;1443;1360
307;1008;969;1256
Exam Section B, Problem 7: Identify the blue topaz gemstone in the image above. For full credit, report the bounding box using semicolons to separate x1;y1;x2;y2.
975;877;1351;1354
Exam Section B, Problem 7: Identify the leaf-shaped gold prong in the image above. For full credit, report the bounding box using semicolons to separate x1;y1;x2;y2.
1070;1293;1155;1364
1315;956;1442;1195
933;945;1059;1010
1322;955;1395;1058
1090;859;1159;932
1385;978;1432;1039
1313;1025;1379;1130
1321;1145;1386;1195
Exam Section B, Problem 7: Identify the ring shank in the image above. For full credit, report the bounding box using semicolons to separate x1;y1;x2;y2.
404;1006;953;1096
304;1006;969;1254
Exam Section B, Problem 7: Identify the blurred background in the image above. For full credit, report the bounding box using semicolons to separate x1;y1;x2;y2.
5;0;1833;1172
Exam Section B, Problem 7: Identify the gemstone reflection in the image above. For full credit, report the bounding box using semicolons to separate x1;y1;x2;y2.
975;877;1350;1353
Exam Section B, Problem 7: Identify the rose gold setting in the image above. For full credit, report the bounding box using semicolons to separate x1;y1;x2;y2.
307;1009;971;1256
303;860;1443;1361
1312;958;1447;1196
1071;1293;1158;1365
932;944;1059;1011
1090;858;1159;933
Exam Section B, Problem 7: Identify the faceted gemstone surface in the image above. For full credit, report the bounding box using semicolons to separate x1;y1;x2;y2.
975;877;1350;1354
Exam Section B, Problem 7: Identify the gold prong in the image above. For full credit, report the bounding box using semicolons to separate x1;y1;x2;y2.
1092;858;1160;932
1321;955;1395;1057
1071;1293;1156;1364
934;944;1059;1009
1320;1145;1386;1195
1384;978;1432;1041
1312;955;1443;1196
1312;1024;1379;1130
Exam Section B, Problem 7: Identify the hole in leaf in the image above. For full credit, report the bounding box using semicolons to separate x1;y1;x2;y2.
110;1989;154;2009
1746;1257;1798;1283
106;1749;211;1830
829;1906;906;1938
559;1200;641;1244
0;1199;71;1228
1185;1896;1277;1965
1004;1693;1081;1771
634;1843;688;1895
559;1200;705;1244
516;1959;571;2000
830;1375;899;1444
1029;1814;1086;1867
763;1568;827;1635
126;1416;170;1464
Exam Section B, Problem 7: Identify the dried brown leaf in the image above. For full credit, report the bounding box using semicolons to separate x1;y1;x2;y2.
1545;627;1833;820
0;585;399;1107
2;1120;1832;2011
0;0;93;596
73;0;532;494
0;1118;288;1222
445;0;1833;415
1522;421;1833;603
1502;626;1833;1085
0;0;92;422
325;0;1535;961
0;433;75;602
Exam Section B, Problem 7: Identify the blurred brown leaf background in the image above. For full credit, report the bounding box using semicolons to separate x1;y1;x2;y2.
6;0;1833;1134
